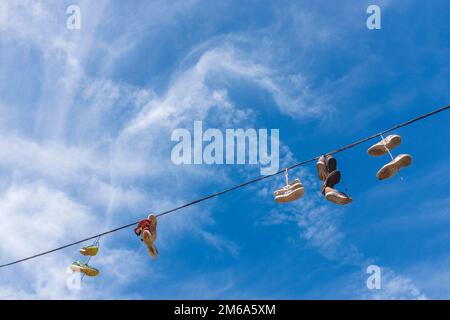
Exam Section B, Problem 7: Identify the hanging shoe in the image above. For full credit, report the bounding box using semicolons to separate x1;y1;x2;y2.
79;245;99;256
134;215;157;237
274;179;305;203
148;215;157;238
135;215;158;259
316;155;337;181
321;170;341;194
326;155;337;172
70;261;100;277
142;229;158;259
376;154;412;180
324;187;352;205
316;156;327;181
368;134;402;157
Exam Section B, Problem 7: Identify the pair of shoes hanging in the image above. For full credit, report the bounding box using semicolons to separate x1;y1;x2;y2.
273;169;305;203
367;134;412;180
134;214;158;259
317;155;352;205
70;243;100;277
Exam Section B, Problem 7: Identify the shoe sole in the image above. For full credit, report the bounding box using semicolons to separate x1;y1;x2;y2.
368;135;402;157
275;186;305;203
376;154;412;180
83;268;99;277
70;265;99;277
142;231;158;259
325;191;352;205
274;180;303;197
79;248;98;256
147;245;158;259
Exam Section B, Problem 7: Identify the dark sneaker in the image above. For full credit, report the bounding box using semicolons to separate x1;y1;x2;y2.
316;155;337;181
321;170;341;194
368;134;402;157
324;187;352;205
325;155;337;173
376;154;412;180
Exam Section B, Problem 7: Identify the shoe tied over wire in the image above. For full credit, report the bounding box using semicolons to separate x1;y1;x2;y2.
135;214;158;259
79;245;99;256
317;155;352;205
316;155;337;181
367;134;402;157
367;134;413;180
274;179;305;203
376;154;412;180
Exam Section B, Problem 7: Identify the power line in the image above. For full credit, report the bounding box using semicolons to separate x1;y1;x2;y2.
1;104;449;269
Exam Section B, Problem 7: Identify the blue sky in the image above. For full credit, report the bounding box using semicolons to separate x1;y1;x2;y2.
0;0;449;299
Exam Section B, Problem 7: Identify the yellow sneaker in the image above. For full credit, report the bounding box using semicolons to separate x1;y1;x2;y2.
70;261;100;277
79;245;99;256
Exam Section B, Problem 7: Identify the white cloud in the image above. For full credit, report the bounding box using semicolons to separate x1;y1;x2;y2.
122;43;332;138
174;270;235;299
321;266;427;300
0;135;108;184
0;183;97;257
197;230;239;257
363;268;427;300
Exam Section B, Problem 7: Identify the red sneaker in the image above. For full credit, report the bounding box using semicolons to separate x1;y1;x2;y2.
135;215;158;259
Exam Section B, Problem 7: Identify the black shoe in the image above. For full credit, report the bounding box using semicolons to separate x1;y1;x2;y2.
325;155;337;173
322;170;341;194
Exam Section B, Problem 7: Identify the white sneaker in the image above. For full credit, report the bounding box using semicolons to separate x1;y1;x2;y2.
274;179;305;203
368;135;402;157
376;154;412;180
324;187;352;205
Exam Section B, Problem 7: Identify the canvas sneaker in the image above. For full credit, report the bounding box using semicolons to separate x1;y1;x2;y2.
324;187;352;205
316;155;337;180
321;170;341;194
368;134;402;157
79;245;99;257
376;154;412;180
135;215;158;259
70;261;100;277
274;179;305;203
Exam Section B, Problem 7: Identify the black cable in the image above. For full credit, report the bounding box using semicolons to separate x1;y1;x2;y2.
1;104;449;269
